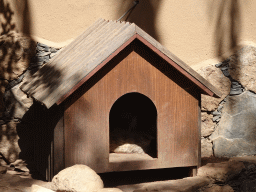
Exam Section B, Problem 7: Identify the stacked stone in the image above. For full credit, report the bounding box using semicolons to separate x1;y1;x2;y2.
212;98;226;123
3;42;61;120
0;35;61;164
197;45;256;158
29;42;60;71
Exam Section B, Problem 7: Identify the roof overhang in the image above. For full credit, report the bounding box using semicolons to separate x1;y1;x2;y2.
20;19;221;109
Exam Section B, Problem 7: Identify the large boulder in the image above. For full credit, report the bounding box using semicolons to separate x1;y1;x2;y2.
52;164;104;192
195;45;256;158
211;91;256;157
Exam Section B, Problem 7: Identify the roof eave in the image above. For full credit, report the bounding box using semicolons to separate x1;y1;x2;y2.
134;26;222;98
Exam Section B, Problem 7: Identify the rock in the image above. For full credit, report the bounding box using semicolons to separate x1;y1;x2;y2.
0;121;20;164
196;64;230;111
35;52;51;57
201;184;234;192
133;176;211;192
201;95;223;112
0;31;36;81
31;185;55;192
197;160;245;182
201;138;213;158
230;156;256;164
229;46;256;93
240;179;256;192
10;159;29;172
211;91;256;157
201;113;215;137
212;137;256;158
3;82;33;119
0;166;7;174
52;164;104;192
212;115;220;122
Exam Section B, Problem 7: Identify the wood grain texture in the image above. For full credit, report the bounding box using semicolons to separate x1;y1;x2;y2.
53;104;65;177
20;19;221;109
64;41;200;173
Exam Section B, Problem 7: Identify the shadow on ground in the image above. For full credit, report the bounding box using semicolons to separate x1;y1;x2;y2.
100;167;190;187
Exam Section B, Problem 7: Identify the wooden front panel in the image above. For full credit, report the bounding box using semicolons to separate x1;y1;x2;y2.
64;40;200;172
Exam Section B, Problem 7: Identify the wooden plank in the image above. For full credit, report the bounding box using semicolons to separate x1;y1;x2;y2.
53;105;65;177
198;99;202;168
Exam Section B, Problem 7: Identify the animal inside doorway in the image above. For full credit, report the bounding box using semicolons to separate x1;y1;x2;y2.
109;92;157;161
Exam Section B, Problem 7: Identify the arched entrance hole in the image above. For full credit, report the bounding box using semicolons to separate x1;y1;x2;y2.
109;92;157;158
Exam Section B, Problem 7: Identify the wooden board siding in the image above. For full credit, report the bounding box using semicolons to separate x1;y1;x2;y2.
64;41;200;173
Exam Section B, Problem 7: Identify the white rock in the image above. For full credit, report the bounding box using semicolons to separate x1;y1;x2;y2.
52;164;104;192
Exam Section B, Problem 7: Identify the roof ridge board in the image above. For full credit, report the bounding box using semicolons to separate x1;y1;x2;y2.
20;19;107;92
64;20;128;71
83;23;135;72
134;25;222;97
44;19;109;72
52;20;120;74
51;21;128;83
80;22;133;69
44;23;136;107
45;18;106;69
45;27;136;107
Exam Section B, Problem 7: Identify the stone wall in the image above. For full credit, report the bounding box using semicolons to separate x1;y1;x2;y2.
0;31;61;164
1;31;256;163
197;45;256;158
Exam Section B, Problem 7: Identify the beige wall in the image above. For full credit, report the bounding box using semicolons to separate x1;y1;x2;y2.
1;0;256;67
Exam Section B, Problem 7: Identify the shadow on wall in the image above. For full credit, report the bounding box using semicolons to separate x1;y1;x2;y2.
0;0;15;35
116;0;162;42
208;0;242;60
207;0;243;103
0;0;31;35
0;0;64;172
0;0;35;90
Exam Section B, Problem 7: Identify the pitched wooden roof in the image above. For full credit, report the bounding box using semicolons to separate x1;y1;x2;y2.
21;18;221;108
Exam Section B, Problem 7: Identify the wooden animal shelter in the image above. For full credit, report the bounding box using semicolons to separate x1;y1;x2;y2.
20;19;221;180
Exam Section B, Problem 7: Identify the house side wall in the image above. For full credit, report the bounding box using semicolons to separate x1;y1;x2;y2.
64;42;200;172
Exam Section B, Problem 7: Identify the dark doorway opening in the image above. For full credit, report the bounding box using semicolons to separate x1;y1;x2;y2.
109;92;157;159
